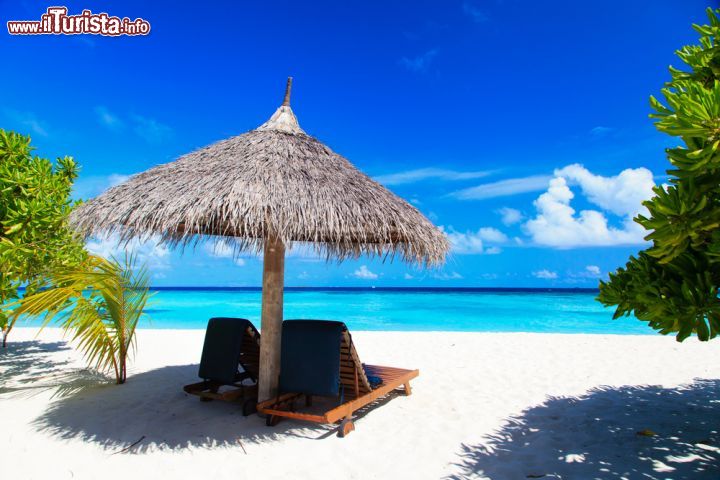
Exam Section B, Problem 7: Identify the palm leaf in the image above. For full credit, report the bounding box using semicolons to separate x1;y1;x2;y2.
10;253;153;384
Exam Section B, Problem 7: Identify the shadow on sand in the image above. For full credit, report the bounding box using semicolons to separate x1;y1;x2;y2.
448;379;720;479
2;339;406;452
27;362;399;452
0;339;71;384
0;340;104;398
29;364;316;451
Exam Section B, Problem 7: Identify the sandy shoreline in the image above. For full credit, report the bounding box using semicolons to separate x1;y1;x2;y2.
2;327;719;479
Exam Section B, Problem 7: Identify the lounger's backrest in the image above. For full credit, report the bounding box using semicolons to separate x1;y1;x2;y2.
340;331;373;397
279;320;344;397
239;322;261;380
198;317;255;384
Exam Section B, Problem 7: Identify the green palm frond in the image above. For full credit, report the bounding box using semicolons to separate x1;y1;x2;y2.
10;253;152;384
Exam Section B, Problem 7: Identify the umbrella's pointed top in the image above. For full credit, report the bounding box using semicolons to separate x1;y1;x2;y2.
282;76;293;106
256;77;305;135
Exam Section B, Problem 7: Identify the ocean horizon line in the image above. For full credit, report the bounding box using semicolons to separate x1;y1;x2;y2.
15;286;601;293
145;286;601;293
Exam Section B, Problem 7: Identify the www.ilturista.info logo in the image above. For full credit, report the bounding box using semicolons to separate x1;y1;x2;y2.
7;7;150;36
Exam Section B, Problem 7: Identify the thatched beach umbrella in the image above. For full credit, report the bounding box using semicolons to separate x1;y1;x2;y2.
72;78;449;400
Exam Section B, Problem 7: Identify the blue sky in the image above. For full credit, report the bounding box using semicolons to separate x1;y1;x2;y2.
1;0;713;287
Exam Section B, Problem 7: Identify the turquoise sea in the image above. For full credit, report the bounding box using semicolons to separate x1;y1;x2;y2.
92;287;650;335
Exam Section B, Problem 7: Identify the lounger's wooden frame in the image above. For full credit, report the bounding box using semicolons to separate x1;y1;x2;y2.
183;322;261;413
257;330;419;436
183;377;258;402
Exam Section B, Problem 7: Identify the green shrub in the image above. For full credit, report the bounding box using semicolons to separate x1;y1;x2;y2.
598;8;720;341
0;130;85;346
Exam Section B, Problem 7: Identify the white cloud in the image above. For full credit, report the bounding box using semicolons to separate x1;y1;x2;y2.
107;173;130;187
443;226;508;254
497;207;523;226
93;108;171;142
86;234;171;271
533;269;558;280
298;271;310;280
556;164;655;217
201;239;322;266
4;109;48;137
286;242;323;261
198;239;320;263
524;164;655;248
400;49;439;72
585;265;601;276
132;114;172;143
564;265;604;283
403;273;414;280
374;168;491;186
352;265;378;280
203;239;246;266
95;106;124;131
477;227;507;243
73;173;130;199
433;271;463;280
451;175;552;200
203;239;234;258
485;246;502;255
590;126;613;137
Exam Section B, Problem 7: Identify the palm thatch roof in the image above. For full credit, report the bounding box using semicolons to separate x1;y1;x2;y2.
71;79;448;266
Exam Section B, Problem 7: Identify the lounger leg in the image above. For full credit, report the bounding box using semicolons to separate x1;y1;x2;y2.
403;382;412;396
242;398;257;416
338;415;355;438
266;414;281;427
201;383;219;402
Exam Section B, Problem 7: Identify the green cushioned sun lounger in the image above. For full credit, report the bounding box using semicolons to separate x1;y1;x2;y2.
183;317;260;416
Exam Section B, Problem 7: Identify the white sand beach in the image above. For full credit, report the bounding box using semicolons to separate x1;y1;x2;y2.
2;327;719;479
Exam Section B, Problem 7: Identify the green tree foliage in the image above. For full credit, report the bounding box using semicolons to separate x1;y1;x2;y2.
598;8;720;341
11;255;152;384
0;130;86;346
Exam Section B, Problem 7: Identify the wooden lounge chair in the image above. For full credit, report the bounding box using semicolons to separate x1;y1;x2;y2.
183;317;260;416
257;320;419;437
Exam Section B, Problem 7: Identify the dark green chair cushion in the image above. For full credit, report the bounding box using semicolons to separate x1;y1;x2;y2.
198;317;251;384
279;320;345;397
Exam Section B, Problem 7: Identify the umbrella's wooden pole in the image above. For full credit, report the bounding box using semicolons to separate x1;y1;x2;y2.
258;236;285;402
